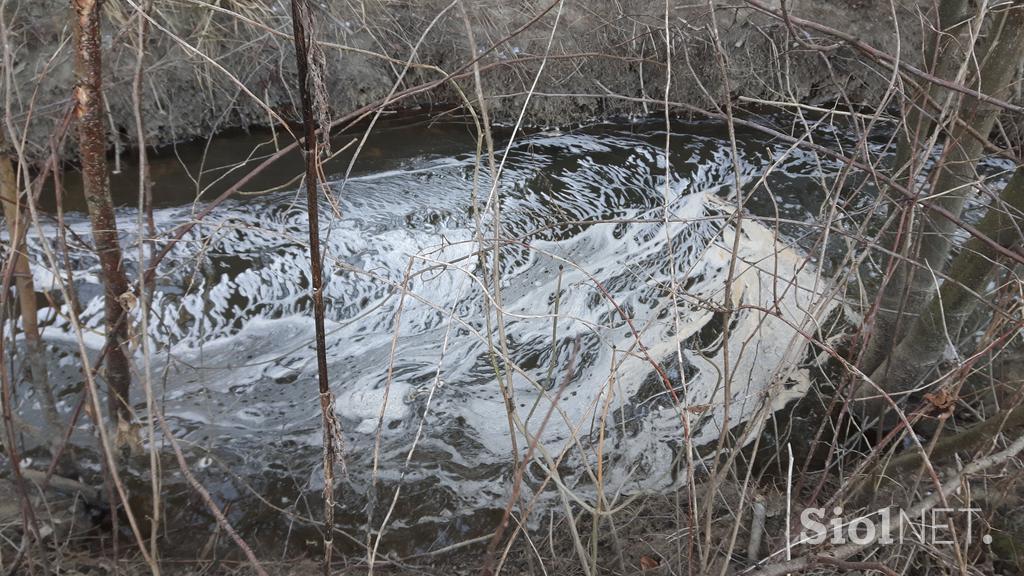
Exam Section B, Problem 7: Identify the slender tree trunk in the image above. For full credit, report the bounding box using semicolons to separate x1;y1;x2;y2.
904;6;1024;287
289;2;338;574
862;5;1024;375
889;0;970;184
860;0;971;374
868;165;1024;398
72;0;134;434
0;150;62;449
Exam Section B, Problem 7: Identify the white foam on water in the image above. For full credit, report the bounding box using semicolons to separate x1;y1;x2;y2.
24;128;837;520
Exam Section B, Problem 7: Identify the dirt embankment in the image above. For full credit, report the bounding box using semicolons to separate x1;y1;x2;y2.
5;0;925;160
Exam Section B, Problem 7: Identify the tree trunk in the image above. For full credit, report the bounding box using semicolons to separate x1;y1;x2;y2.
903;6;1024;292
889;0;970;184
289;2;338;573
867;165;1024;401
860;0;971;373
0;150;62;449
862;5;1024;375
72;0;134;433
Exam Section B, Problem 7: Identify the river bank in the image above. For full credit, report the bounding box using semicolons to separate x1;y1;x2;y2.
6;0;934;161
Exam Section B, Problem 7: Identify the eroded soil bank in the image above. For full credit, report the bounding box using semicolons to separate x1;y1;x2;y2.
5;0;939;160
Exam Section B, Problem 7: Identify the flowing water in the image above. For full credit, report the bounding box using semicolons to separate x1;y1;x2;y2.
12;116;864;557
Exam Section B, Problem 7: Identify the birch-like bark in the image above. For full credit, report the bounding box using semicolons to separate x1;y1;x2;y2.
72;0;135;433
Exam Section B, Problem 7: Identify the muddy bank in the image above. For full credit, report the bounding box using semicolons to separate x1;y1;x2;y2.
5;0;930;160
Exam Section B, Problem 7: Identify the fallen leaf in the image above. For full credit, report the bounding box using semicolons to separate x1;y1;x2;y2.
924;389;956;413
640;555;660;570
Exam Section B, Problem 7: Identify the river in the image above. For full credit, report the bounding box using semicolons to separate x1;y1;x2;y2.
16;114;868;557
